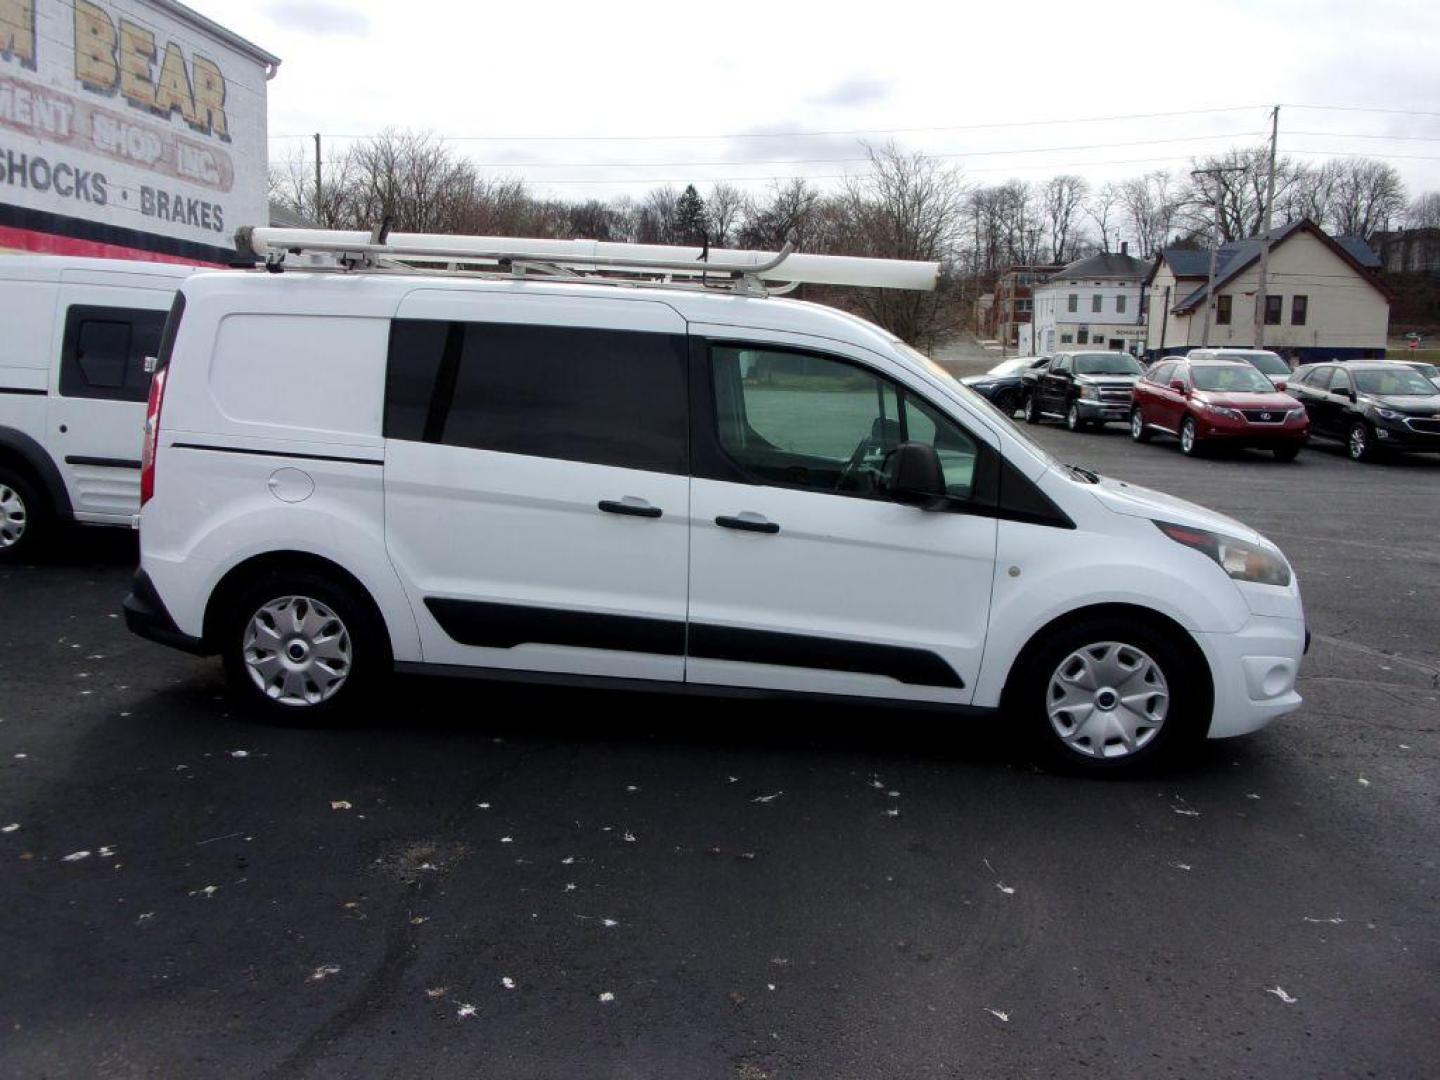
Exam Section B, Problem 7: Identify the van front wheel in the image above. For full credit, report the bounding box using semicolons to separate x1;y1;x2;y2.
220;570;388;720
1014;615;1207;773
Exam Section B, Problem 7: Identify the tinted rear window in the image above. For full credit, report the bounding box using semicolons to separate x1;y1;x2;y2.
59;305;167;402
384;320;688;474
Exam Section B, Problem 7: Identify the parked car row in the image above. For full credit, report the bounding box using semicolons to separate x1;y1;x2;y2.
965;347;1440;464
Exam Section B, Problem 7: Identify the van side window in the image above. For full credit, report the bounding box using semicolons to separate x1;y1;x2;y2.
901;394;981;499
384;320;688;475
59;305;166;403
711;345;982;502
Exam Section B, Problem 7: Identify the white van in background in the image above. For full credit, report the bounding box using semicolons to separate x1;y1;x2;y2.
0;257;198;559
126;229;1307;773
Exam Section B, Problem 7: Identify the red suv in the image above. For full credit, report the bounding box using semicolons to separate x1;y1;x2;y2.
1130;357;1309;460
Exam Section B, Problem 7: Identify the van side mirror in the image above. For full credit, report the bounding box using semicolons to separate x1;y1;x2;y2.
884;442;947;509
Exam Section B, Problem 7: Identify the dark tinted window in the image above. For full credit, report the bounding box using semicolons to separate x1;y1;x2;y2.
59;305;166;402
384;319;687;474
1147;362;1175;385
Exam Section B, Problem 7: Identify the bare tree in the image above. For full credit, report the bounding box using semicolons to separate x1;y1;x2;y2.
831;142;968;347
1119;170;1185;257
1407;191;1440;230
1185;147;1309;241
1082;183;1121;253
1322;158;1406;238
705;183;751;247
1043;174;1088;264
738;178;827;251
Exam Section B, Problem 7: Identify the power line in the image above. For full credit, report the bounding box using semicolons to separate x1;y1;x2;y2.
449;132;1268;170
268;105;1269;143
1285;104;1440;119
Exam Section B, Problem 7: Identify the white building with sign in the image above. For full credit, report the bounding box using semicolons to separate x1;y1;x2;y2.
0;0;277;264
1027;249;1150;356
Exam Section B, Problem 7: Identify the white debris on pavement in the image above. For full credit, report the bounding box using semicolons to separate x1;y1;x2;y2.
561;856;574;865
623;830;636;842
1266;986;1298;1004
752;792;783;804
1357;778;1371;787
1169;862;1193;871
190;885;219;898
984;858;1015;895
229;750;249;758
457;1003;476;1018
308;964;342;982
98;846;115;857
2;823;18;833
500;836;513;843
564;883;577;892
601;918;619;928
986;1008;1010;1022
1172;805;1200;817
1303;915;1345;925
501;976;515;990
625;785;638;792
330;800;352;811
62;851;91;862
598;991;615;1003
137;912;154;923
477;802;491;809
884;808;900;818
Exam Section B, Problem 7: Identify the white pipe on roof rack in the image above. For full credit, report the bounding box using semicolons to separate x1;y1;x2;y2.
240;228;940;292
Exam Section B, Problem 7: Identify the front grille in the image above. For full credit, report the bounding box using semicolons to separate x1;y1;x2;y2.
1404;417;1440;434
1098;386;1133;402
1241;409;1286;423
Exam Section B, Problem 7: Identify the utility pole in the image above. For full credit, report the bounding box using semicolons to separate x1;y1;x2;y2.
1191;165;1245;347
314;133;322;224
1253;106;1280;349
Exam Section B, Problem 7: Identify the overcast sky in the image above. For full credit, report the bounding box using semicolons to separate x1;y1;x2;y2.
196;0;1440;204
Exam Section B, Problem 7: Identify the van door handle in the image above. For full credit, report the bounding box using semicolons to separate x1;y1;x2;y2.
716;514;780;534
598;498;662;519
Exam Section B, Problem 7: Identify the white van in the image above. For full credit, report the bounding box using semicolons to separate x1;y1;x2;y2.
126;230;1307;772
0;256;197;559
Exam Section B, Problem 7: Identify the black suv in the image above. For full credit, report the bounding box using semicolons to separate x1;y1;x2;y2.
1287;361;1440;461
1024;351;1145;432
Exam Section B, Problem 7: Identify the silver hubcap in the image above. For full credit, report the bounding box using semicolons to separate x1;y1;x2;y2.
0;484;27;549
1068;405;1079;428
1181;423;1195;452
243;596;352;706
1131;412;1143;438
1350;426;1365;458
1047;641;1170;759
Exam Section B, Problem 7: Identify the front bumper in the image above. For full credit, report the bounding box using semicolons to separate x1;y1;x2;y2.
123;569;211;656
1194;612;1306;738
1074;398;1132;422
1373;417;1440;451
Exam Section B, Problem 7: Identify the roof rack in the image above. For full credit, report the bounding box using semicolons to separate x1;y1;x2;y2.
235;225;939;296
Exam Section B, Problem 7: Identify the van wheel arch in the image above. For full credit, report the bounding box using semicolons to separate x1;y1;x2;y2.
1001;603;1214;724
203;551;391;661
0;430;72;521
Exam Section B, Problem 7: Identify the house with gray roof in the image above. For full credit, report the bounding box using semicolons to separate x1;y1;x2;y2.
1144;219;1391;361
1028;245;1150;355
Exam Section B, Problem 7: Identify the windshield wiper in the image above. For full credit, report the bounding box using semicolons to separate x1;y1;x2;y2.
1066;463;1100;483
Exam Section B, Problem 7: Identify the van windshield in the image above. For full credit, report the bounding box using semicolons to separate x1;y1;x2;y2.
901;344;1064;470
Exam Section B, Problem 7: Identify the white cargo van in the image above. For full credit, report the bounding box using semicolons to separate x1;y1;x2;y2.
125;229;1307;772
0;257;197;559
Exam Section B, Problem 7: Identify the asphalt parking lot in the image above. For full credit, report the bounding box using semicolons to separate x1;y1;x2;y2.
2;424;1437;1079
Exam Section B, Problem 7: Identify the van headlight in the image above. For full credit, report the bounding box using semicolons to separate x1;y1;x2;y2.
1154;521;1291;586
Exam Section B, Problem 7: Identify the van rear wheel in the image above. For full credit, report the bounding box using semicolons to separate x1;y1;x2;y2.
0;466;50;563
220;570;388;720
1014;615;1207;774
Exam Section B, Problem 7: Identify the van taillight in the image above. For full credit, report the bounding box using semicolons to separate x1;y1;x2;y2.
140;366;168;506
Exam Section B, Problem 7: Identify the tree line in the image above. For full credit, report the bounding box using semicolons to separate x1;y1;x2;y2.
271;131;1438;345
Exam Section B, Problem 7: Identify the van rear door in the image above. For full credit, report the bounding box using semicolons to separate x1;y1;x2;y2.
382;290;691;683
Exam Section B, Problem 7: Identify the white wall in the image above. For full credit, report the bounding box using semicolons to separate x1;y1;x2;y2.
1034;279;1144;353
